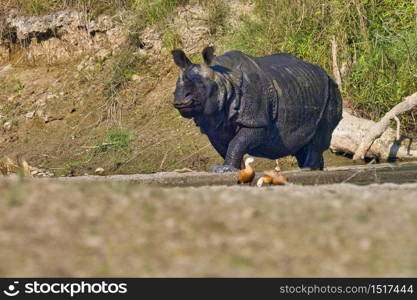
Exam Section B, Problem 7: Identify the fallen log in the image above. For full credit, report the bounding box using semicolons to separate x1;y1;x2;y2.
330;110;417;161
329;36;417;161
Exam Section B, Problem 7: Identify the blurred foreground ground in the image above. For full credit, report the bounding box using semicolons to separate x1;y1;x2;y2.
1;179;417;277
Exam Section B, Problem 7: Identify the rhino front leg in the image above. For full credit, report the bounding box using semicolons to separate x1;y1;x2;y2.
210;127;266;173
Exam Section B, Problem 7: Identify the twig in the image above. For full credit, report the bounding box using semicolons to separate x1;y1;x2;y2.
353;0;371;51
367;158;376;165
342;169;364;183
159;150;169;170
80;142;115;149
331;36;342;88
124;131;198;165
415;0;417;32
175;143;211;165
394;116;400;141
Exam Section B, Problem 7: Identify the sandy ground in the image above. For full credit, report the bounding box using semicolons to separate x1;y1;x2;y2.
1;178;417;277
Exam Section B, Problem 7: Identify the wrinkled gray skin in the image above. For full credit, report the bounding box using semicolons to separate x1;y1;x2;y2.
172;47;342;173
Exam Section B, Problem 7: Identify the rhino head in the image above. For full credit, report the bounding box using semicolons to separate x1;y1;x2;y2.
171;47;220;118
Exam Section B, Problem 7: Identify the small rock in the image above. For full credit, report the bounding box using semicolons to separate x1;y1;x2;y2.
77;62;85;71
36;110;45;119
44;115;64;123
35;98;47;108
3;121;12;131
0;64;12;75
95;49;111;60
132;74;142;81
95;167;105;175
25;111;35;119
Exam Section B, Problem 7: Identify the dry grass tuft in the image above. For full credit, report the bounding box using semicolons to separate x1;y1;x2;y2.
0;156;32;177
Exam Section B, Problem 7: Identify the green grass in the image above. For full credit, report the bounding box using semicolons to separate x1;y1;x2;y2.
162;28;183;51
56;160;83;176
100;129;133;153
204;0;230;35
12;0;136;16
55;129;133;176
100;47;146;123
88;128;133;170
103;48;144;98
221;0;417;131
132;0;189;26
13;77;25;93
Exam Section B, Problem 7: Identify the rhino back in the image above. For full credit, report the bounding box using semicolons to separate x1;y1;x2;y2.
213;51;337;151
254;54;331;150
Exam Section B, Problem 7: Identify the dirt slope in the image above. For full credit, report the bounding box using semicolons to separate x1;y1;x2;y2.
1;3;299;176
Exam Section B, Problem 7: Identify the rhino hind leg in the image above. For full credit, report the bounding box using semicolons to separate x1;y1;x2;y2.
295;144;324;170
296;78;342;171
295;112;332;170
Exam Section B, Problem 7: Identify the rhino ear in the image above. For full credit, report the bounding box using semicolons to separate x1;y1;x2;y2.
202;46;216;66
172;49;191;69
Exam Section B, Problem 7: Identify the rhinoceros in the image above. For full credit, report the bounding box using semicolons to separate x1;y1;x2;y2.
171;47;342;172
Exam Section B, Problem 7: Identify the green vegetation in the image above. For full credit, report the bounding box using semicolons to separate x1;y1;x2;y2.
12;0;135;16
91;129;133;170
55;128;133;176
86;128;133;166
94;128;132;154
223;0;417;129
57;160;83;177
132;0;189;26
11;0;192;20
103;48;144;97
13;77;24;93
205;0;230;35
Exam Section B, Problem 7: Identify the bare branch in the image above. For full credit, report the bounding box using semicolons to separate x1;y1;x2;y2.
415;0;417;31
331;36;342;88
394;116;400;141
331;111;417;160
352;92;417;161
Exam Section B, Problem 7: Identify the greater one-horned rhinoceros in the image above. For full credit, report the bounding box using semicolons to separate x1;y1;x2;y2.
171;47;342;172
